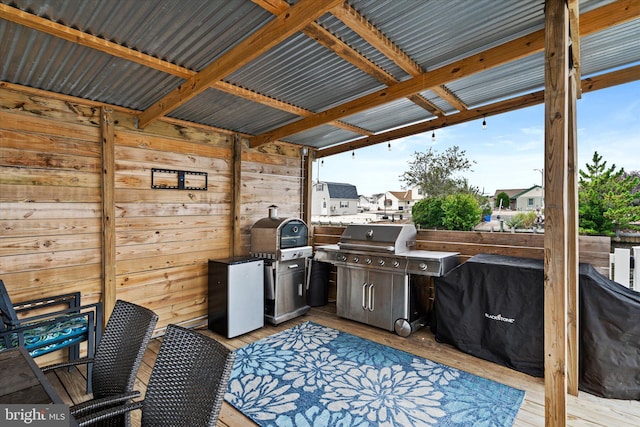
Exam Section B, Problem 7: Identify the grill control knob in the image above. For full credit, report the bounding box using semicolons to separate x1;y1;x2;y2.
419;262;428;271
365;258;372;265
393;260;400;268
352;256;359;263
378;259;385;266
339;255;347;262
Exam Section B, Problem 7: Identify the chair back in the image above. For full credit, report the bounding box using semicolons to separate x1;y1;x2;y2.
142;324;235;427
92;300;158;398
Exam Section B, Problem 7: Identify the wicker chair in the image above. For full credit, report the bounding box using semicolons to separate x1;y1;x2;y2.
74;324;235;427
43;300;158;425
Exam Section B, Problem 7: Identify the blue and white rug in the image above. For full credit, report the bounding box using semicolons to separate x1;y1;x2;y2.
225;322;525;426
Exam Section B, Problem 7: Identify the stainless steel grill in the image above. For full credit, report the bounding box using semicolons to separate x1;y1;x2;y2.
250;206;311;325
314;224;459;336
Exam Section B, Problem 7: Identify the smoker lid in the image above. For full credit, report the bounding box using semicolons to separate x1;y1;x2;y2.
251;216;307;230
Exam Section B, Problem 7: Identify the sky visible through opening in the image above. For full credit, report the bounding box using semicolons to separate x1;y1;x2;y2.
313;80;640;197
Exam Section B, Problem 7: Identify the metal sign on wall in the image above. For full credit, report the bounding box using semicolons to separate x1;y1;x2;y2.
151;168;208;190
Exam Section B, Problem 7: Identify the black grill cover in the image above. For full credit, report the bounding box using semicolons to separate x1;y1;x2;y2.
579;262;640;400
433;254;545;377
433;253;640;400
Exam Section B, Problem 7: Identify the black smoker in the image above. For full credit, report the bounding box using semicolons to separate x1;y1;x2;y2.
250;206;312;325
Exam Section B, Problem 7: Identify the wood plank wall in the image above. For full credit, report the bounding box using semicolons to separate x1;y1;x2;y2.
0;84;305;363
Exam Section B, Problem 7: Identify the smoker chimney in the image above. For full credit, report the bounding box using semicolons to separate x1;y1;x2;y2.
268;205;278;219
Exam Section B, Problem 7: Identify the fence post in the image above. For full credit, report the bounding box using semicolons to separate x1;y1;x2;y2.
634;246;640;290
613;248;631;288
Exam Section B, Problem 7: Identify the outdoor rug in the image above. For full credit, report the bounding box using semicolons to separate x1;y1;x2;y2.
224;321;525;427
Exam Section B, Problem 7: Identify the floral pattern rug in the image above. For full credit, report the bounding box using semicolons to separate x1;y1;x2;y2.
225;322;525;426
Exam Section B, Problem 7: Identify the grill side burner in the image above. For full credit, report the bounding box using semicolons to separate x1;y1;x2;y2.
314;224;459;336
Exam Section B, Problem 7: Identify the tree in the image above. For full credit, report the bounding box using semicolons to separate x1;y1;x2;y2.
495;192;510;210
579;151;640;236
400;146;475;198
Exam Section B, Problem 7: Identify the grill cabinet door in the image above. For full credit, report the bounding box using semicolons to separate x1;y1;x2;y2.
367;270;407;331
336;266;368;324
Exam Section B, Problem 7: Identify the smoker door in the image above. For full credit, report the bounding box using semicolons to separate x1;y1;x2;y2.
266;259;308;325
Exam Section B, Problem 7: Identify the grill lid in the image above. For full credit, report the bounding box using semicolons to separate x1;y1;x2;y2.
338;224;416;254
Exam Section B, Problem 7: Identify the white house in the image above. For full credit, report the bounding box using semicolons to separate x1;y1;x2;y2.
311;181;359;216
495;186;543;211
375;188;424;212
514;185;543;211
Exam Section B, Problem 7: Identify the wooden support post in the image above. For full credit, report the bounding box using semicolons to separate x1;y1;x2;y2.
100;107;116;326
544;0;570;425
567;70;580;396
232;134;243;257
302;148;313;231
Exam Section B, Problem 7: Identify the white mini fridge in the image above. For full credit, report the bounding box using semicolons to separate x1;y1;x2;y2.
208;257;264;338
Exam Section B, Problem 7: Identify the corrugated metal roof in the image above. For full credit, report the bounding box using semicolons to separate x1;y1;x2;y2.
581;19;640;77
169;88;300;135
0;20;183;109
284;125;362;148
0;0;638;153
225;32;385;113
349;0;545;70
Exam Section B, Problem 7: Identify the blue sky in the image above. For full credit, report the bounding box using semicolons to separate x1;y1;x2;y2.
313;79;640;197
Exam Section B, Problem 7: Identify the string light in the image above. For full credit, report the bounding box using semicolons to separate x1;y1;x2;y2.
387;142;391;151
352;150;355;159
321;160;324;167
431;130;436;142
482;114;487;130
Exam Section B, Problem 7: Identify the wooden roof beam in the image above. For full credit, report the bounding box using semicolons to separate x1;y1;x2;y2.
136;0;344;129
332;3;468;112
250;0;640;147
315;64;640;158
253;0;444;117
0;2;370;138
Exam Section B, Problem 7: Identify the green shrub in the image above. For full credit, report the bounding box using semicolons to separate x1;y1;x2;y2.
412;197;445;229
441;193;482;231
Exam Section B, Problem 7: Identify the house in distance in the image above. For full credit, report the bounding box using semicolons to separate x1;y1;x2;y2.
311;181;359;216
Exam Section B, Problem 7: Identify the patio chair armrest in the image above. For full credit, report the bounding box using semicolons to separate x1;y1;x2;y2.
12;292;81;313
8;302;102;327
75;400;143;427
41;357;94;372
71;391;141;417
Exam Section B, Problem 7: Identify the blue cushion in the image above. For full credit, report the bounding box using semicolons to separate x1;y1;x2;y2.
0;314;88;357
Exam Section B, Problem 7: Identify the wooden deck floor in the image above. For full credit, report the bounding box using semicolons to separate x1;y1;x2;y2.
48;303;640;426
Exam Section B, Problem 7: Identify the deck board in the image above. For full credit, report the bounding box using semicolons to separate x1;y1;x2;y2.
49;303;640;426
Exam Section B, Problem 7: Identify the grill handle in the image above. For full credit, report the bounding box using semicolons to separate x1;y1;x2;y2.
361;282;367;310
368;283;375;311
338;242;395;252
265;264;276;300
